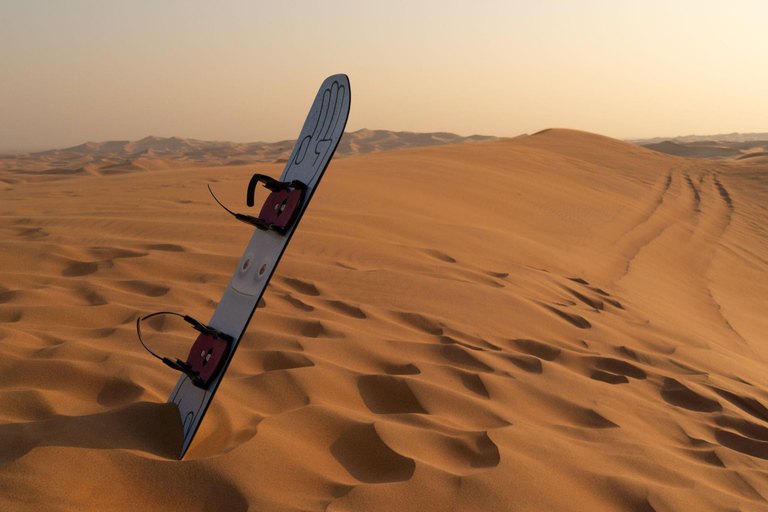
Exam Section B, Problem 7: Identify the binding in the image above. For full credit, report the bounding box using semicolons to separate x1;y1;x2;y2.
209;174;307;234
136;311;233;389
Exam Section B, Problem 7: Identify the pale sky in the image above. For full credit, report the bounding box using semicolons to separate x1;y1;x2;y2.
1;0;767;151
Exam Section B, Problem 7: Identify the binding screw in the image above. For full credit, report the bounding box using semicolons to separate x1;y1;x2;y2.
242;258;251;271
258;264;267;277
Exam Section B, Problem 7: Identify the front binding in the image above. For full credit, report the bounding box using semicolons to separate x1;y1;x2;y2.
209;174;307;235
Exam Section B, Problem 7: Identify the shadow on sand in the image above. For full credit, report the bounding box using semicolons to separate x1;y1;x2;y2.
0;401;183;465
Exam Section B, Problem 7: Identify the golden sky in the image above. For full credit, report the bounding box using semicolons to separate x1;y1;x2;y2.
1;0;767;150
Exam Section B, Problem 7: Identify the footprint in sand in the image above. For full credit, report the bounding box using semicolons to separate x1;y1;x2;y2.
710;387;768;423
714;416;768;461
358;375;427;414
383;363;421;375
714;430;768;461
395;312;444;336
542;304;592;329
615;345;650;364
595;357;647;379
326;300;366;319
467;433;501;468
590;370;629;385
80;288;108;306
330;423;415;483
262;351;315;372
0;289;19;305
509;339;561;361
297;319;344;339
507;355;543;374
590;357;647;385
459;372;490;398
62;261;100;278
0;308;23;323
281;293;315;312
15;226;48;239
561;286;604;310
566;278;624;309
439;345;493;373
660;378;721;413
440;335;487;353
668;359;708;375
441;328;501;351
422;249;457;263
282;278;320;297
564;405;619;429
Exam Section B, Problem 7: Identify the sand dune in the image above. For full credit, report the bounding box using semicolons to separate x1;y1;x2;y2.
1;128;768;510
635;137;768;160
632;132;768;145
0;130;501;185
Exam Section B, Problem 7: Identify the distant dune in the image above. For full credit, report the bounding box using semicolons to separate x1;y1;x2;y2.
1;128;768;511
336;129;499;156
629;133;768;160
0;130;502;184
630;132;768;145
737;151;768;161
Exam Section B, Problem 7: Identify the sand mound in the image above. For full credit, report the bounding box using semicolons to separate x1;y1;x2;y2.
1;129;768;510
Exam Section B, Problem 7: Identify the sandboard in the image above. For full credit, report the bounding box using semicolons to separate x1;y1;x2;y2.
167;74;351;458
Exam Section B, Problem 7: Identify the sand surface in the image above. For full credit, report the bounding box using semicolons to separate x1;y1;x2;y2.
1;128;768;511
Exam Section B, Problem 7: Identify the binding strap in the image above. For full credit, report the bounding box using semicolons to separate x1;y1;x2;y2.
136;311;233;389
209;174;306;234
246;174;306;207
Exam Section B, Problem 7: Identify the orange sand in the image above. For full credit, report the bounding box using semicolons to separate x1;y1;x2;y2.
1;129;767;511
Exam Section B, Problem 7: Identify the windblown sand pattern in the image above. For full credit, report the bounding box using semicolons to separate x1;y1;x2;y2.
1;129;767;510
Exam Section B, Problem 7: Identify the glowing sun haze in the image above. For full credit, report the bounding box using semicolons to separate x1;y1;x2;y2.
1;0;766;151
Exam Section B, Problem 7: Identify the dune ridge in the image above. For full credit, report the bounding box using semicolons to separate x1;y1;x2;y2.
0;130;501;185
627;132;768;160
1;129;768;510
640;139;768;160
631;132;768;145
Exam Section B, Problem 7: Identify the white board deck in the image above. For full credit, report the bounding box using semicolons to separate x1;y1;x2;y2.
167;75;351;458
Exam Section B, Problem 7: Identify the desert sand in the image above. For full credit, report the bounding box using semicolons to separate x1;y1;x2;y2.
1;128;768;511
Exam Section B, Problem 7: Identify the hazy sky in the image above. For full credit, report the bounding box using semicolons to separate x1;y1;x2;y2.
1;0;767;151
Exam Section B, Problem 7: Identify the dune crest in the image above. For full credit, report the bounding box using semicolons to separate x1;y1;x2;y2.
0;130;502;184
